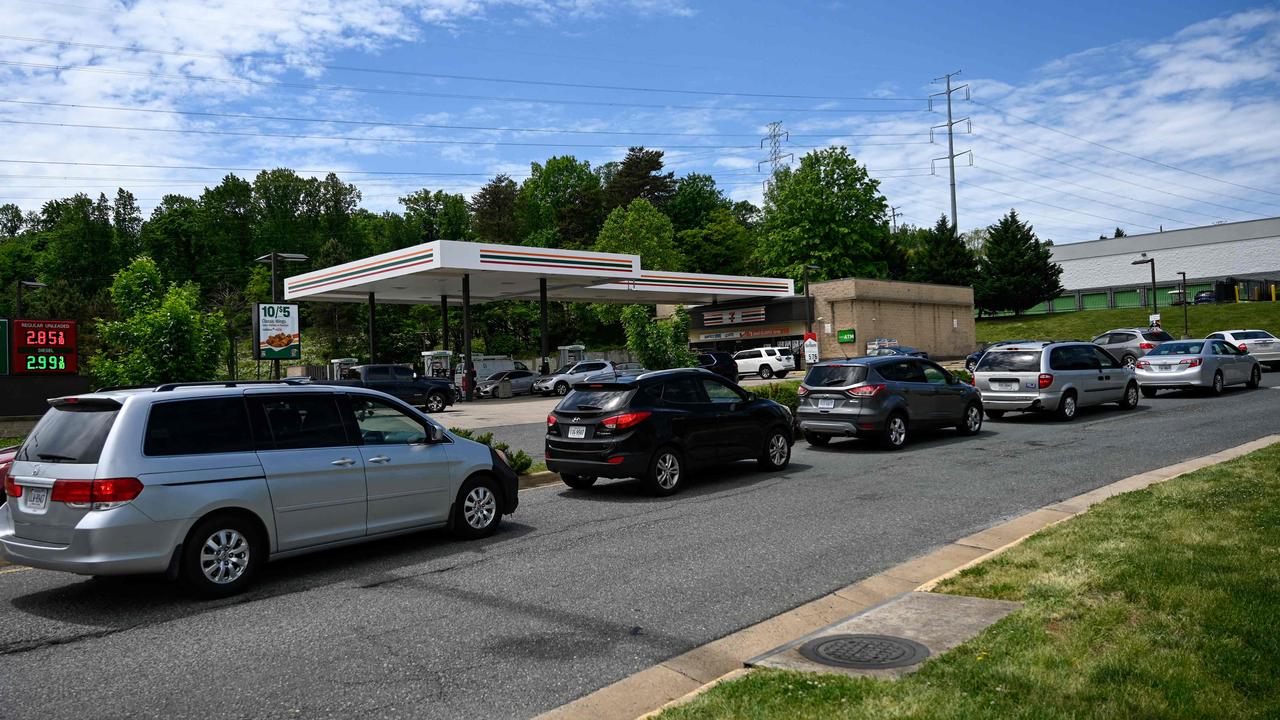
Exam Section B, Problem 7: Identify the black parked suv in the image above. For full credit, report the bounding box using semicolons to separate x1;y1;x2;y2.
545;369;793;495
697;352;739;382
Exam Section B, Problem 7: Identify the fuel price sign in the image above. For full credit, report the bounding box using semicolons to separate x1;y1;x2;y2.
13;319;78;374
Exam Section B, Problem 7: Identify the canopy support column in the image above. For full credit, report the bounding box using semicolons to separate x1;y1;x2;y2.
367;292;376;363
539;277;549;375
462;274;473;402
440;294;449;352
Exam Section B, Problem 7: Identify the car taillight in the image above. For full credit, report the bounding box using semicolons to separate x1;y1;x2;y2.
601;411;651;431
2;465;19;498
1178;358;1203;368
547;414;557;426
796;385;809;396
847;384;885;398
50;477;143;509
1135;360;1150;369
1038;373;1054;389
1238;343;1248;353
1139;342;1155;350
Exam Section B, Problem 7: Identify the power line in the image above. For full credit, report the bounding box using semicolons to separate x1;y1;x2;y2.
956;178;1159;231
972;165;1196;227
0;34;929;103
973;99;1280;198
0;99;929;139
0;60;927;114
0;158;539;176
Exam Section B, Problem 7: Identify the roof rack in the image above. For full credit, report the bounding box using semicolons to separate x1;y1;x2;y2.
153;379;311;392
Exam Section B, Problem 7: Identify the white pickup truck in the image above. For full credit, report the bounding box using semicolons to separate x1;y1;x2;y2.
732;347;795;379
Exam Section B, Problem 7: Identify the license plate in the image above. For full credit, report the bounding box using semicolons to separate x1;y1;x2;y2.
568;425;586;439
992;382;1017;391
817;398;836;409
23;486;49;512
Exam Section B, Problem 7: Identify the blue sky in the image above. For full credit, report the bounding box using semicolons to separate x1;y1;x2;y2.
2;0;1278;243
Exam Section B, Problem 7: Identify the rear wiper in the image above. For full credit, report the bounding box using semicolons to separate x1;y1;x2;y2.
575;405;602;411
36;453;78;462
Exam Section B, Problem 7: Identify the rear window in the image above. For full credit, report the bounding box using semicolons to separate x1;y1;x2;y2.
977;351;1042;372
559;388;634;412
1142;330;1174;341
1234;331;1273;340
804;365;868;387
18;402;120;463
145;398;253;456
1149;342;1204;356
776;348;793;357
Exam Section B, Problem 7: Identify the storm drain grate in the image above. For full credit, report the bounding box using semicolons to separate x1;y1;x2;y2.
797;634;931;669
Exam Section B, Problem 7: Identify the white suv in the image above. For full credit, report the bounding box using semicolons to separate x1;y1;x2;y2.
733;347;795;379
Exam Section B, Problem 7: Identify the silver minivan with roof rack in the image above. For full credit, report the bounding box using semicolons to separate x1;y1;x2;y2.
973;341;1140;421
1;380;519;597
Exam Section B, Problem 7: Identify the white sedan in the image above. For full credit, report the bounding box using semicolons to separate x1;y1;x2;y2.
1206;329;1280;367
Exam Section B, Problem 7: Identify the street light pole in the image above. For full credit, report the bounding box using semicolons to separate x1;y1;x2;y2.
1131;254;1157;321
15;279;46;319
255;251;309;381
802;264;821;335
1178;271;1189;339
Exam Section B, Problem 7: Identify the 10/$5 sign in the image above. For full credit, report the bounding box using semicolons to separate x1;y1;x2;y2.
254;304;301;360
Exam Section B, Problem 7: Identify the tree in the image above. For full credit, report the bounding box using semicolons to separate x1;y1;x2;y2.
755;147;890;284
666;173;729;234
909;215;979;287
112;189;143;262
400;188;473;242
471;174;519;243
89;256;225;386
676;208;753;275
974;210;1064;315
603;147;676;212
594;198;684;272
515;156;604;249
0;203;22;238
621;304;696;370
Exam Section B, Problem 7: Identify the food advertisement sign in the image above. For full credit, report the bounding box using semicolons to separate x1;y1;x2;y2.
255;304;301;360
12;319;78;374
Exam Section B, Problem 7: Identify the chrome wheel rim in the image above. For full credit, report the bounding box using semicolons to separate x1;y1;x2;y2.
1063;397;1076;417
888;416;907;446
464;486;497;529
655;453;680;489
1214;374;1223;392
965;406;981;432
1123;356;1136;368
200;529;250;585
556;384;569;396
1126;385;1138;405
1253;368;1261;384
427;395;444;412
768;434;789;466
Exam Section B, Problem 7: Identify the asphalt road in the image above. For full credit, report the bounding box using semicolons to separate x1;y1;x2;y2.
2;377;1278;719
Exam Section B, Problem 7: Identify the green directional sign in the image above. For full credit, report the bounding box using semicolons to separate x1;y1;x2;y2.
836;328;857;344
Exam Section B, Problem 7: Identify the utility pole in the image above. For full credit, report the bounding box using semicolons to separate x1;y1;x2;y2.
758;121;794;194
888;206;903;233
930;71;971;228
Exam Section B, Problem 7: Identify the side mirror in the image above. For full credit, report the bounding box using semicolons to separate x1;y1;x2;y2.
429;425;445;443
746;392;757;401
946;373;959;385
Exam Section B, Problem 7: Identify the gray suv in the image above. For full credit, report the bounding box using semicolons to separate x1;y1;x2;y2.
797;357;984;450
974;342;1140;421
1;381;519;597
1092;328;1174;367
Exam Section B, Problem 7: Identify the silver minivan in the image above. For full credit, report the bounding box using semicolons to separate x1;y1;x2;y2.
1;382;519;597
974;342;1140;420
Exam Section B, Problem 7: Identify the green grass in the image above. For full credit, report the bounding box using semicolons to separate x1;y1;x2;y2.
976;302;1280;345
0;437;22;448
659;442;1280;720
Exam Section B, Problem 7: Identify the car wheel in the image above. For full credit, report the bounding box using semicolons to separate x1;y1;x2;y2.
957;403;983;436
966;359;977;373
452;474;503;539
985;410;1005;420
180;513;263;598
804;431;830;447
1210;371;1224;395
1246;365;1262;389
758;428;792;470
775;371;788;379
879;412;908;450
1141;387;1158;398
554;382;570;396
1118;382;1139;409
1054;392;1078;421
759;365;774;379
646;447;684;496
561;474;597;490
1121;354;1137;369
425;391;447;413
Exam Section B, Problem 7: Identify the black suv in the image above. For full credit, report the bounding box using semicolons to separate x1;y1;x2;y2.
545;369;793;495
697;351;739;382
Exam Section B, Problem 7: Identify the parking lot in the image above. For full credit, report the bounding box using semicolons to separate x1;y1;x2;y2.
1;375;1278;720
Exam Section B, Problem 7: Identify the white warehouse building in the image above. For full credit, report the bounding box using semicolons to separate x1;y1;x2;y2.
1033;217;1280;313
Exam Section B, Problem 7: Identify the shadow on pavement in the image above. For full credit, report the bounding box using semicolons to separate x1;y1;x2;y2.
553;461;809;504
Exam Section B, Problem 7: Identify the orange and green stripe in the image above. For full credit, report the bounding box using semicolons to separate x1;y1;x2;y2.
288;247;435;293
626;274;792;294
479;248;633;273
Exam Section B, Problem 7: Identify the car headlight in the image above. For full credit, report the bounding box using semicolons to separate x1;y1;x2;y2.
495;449;510;467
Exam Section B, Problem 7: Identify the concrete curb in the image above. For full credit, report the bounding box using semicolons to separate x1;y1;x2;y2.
534;433;1280;720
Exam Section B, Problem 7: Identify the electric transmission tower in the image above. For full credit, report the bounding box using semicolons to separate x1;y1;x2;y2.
888;206;903;233
758;121;793;193
929;70;972;229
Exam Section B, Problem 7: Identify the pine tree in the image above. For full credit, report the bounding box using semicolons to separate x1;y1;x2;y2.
908;214;978;287
603;147;676;212
975;209;1064;314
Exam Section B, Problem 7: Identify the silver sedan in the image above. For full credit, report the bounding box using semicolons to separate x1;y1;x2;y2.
1135;339;1262;396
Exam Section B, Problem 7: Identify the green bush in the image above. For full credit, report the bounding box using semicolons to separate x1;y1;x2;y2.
449;427;534;475
752;380;801;414
952;368;974;385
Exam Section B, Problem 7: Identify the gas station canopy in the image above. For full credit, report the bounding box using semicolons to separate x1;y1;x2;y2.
284;240;794;306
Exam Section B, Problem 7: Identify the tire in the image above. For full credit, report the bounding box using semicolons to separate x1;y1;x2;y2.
957;403;983;436
966;359;977;373
758;428;792;470
646;446;685;496
1246;365;1262;389
1141;387;1158;398
1054;391;1078;421
775;371;789;379
1121;354;1137;369
759;365;774;380
561;474;597;490
424;392;447;413
985;410;1005;420
804;431;830;447
179;513;264;599
1118;382;1139;410
451;474;503;539
879;412;908;450
554;382;570;397
1210;371;1224;395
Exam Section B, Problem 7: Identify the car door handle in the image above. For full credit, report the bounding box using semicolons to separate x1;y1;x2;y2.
330;457;356;466
368;455;391;464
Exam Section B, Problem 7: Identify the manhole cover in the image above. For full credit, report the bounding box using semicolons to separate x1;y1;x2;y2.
797;634;931;669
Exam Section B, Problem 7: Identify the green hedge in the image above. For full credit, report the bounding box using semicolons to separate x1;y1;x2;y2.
448;428;534;475
752;380;801;414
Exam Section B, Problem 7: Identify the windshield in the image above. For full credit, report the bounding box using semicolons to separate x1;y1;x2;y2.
485;372;507;381
1143;330;1174;341
804;365;868;387
1149;342;1204;356
977;351;1042;372
558;388;634;412
1234;331;1274;340
18;401;120;463
553;364;575;375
